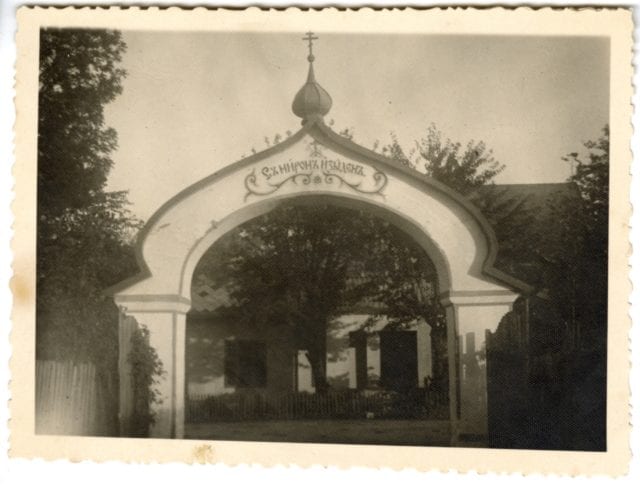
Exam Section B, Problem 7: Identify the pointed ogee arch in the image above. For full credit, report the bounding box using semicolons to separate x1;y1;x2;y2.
111;38;524;441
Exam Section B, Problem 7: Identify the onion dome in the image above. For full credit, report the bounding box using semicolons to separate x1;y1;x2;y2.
292;34;332;123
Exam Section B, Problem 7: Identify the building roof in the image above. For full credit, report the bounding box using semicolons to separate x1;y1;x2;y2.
191;274;232;313
475;182;579;207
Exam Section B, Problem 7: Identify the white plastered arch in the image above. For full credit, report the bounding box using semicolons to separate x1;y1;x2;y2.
111;121;525;306
111;120;526;440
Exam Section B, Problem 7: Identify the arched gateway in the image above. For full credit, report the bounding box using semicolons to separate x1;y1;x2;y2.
110;37;528;443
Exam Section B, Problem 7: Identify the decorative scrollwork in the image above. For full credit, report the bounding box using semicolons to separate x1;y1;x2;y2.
321;171;387;196
244;167;388;201
244;169;313;201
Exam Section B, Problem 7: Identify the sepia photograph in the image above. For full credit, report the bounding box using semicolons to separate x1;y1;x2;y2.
10;6;633;474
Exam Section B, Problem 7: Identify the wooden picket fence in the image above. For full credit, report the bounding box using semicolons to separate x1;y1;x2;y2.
187;388;447;423
35;360;110;436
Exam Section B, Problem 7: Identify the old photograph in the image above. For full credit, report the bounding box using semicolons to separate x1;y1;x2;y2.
10;6;632;474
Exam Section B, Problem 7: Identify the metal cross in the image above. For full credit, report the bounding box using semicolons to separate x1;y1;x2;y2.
302;31;318;60
309;140;323;157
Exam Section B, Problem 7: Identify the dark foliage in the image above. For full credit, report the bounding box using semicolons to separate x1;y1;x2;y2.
486;127;609;451
197;125;511;397
560;125;609;349
38;29;126;215
36;29;142;435
128;325;165;437
382;124;505;195
193;203;436;393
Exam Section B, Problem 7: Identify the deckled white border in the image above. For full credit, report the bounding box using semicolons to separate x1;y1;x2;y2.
3;1;636;480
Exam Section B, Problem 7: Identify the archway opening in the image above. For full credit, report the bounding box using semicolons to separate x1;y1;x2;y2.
183;198;452;445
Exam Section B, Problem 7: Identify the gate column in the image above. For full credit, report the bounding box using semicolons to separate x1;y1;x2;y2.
442;291;518;443
116;295;189;439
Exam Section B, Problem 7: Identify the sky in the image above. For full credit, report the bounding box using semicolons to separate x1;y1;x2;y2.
104;32;610;221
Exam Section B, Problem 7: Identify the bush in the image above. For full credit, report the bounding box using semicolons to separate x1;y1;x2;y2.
127;324;165;437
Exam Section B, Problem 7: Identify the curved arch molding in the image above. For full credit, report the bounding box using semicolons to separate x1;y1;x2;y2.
108;118;530;302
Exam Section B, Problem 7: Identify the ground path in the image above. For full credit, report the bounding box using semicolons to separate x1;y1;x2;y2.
185;419;453;446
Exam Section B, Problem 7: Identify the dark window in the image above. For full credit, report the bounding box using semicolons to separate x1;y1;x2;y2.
380;331;418;391
224;340;267;388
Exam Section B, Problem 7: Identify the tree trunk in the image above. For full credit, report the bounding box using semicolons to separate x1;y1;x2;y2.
302;316;329;394
306;350;329;394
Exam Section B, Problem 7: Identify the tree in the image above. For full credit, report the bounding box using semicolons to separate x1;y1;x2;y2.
523;127;609;450
37;28;134;356
563;125;609;254
557;125;609;348
382;124;505;195
195;203;393;393
384;125;544;277
378;126;541;382
521;126;610;350
38;29;127;216
36;191;140;361
357;218;449;391
36;29;139;432
199;125;513;395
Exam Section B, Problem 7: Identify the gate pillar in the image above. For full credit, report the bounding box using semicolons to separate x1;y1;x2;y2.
116;295;189;439
442;291;517;443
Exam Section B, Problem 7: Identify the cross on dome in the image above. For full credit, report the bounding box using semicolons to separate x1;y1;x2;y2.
292;31;333;124
303;31;318;62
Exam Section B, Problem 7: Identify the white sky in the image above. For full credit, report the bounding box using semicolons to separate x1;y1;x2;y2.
105;32;609;221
